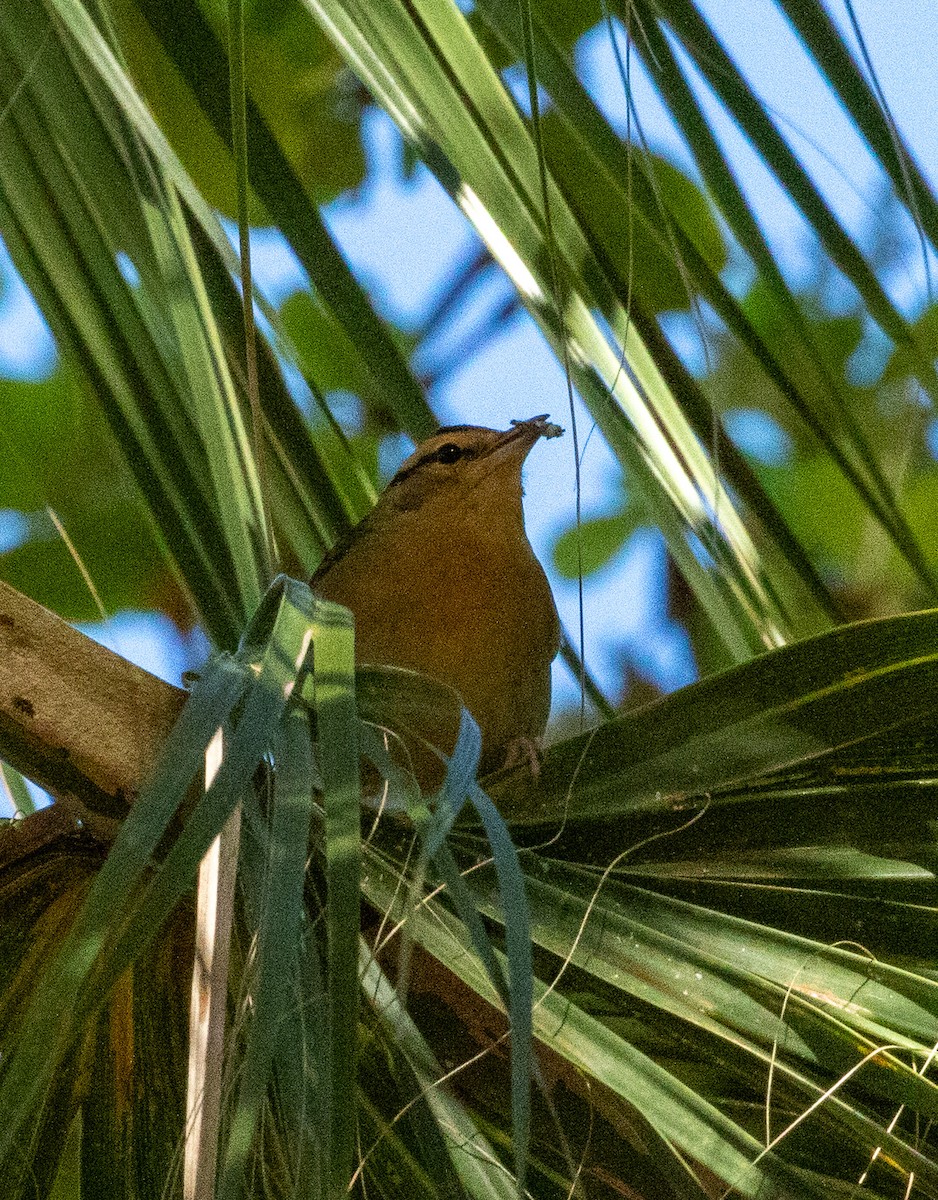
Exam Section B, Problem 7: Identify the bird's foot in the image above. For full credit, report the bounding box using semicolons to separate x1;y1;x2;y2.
501;736;545;779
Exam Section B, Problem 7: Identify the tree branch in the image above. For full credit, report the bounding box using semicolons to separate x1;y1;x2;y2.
0;580;185;838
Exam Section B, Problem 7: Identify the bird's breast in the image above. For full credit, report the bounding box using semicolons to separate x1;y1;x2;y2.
313;525;559;758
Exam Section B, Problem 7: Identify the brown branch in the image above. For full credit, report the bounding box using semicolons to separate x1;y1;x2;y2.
0;580;185;839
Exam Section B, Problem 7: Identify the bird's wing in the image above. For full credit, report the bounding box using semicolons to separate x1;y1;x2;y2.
309;514;373;586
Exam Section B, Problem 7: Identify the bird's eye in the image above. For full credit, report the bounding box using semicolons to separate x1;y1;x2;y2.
436;442;463;464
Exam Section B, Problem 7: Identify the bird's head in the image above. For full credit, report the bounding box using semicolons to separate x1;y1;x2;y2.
381;414;563;519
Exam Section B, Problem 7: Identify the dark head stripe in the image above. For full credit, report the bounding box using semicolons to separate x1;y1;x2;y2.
388;432;486;488
388;457;429;487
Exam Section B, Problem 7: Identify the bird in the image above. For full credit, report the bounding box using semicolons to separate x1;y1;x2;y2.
311;415;563;785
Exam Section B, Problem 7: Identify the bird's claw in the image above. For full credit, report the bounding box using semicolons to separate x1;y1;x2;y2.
501;736;545;779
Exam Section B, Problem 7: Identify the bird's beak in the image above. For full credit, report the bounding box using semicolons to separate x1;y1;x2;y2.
489;414;564;465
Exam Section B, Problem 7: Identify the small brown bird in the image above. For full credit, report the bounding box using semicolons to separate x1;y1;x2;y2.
311;415;562;781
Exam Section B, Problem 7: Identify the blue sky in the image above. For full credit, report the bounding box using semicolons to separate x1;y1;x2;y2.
1;0;936;746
